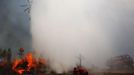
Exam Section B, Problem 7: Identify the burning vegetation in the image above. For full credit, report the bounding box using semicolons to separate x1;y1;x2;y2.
0;48;48;75
0;48;134;75
12;53;36;75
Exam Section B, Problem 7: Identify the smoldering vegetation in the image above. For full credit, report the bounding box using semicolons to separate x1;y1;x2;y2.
0;0;32;50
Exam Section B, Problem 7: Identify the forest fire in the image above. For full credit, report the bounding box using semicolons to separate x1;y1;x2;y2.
12;51;46;75
12;59;22;75
0;48;134;75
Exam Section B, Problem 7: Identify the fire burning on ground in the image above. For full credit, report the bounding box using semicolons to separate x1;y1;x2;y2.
12;53;36;75
0;48;48;75
0;48;134;75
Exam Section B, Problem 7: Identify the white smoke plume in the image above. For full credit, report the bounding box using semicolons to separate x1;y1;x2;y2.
31;0;134;73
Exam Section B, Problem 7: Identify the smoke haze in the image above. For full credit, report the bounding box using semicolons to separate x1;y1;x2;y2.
0;0;32;51
31;0;134;72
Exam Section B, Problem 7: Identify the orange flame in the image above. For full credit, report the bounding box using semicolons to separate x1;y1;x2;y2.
12;52;46;75
12;59;21;70
12;59;24;75
25;53;35;71
18;69;25;75
12;52;37;75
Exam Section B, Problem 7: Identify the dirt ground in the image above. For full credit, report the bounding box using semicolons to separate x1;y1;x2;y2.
92;72;134;75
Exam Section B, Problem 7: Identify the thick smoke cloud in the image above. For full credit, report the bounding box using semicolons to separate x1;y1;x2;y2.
0;0;32;51
31;0;134;72
98;0;134;56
